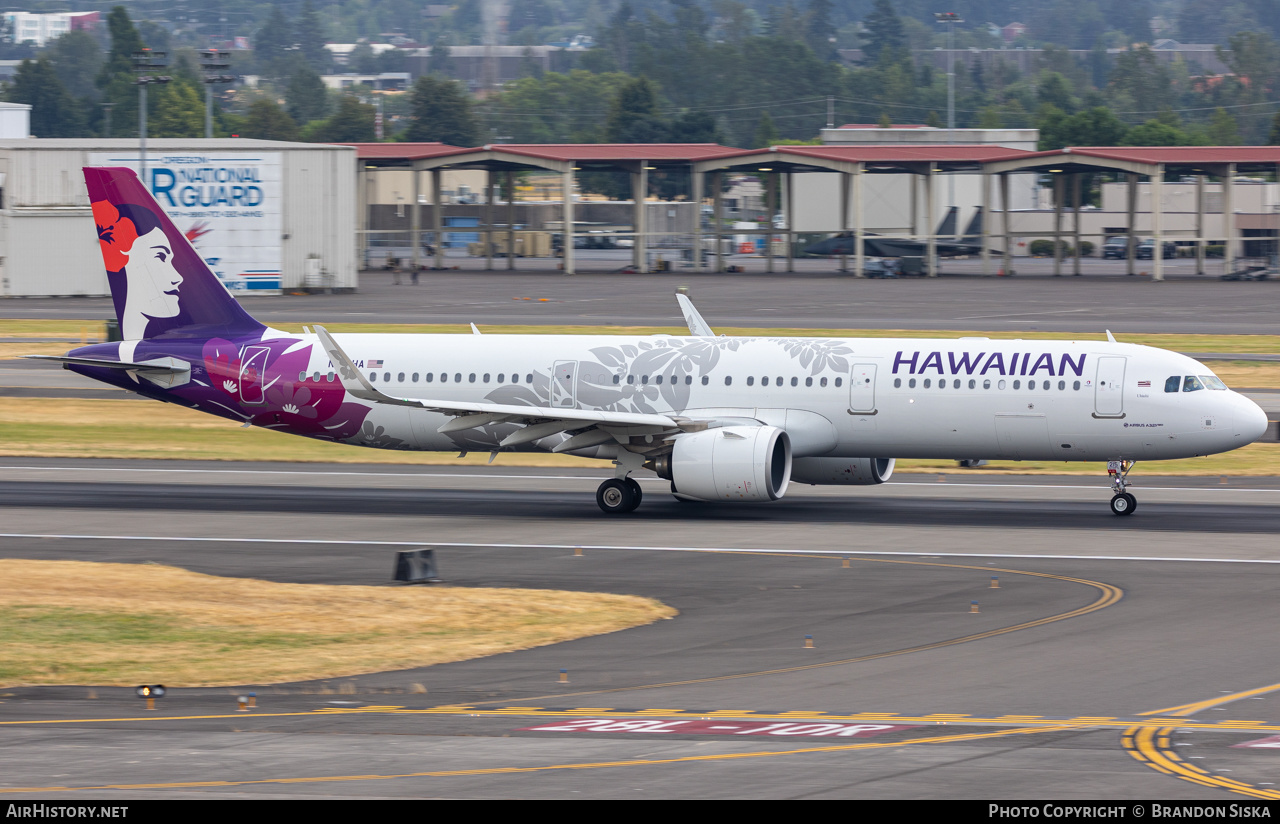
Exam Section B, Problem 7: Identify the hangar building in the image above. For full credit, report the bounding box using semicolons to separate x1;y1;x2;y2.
0;139;356;298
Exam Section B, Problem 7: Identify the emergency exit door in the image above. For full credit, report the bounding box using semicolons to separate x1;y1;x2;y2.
551;360;577;408
1094;356;1126;416
849;363;876;413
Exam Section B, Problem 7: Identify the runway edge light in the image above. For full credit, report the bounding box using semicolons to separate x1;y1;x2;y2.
971;601;980;613
135;684;166;710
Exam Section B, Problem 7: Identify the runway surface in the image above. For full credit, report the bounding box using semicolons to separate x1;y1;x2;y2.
2;460;1280;799
4;268;1280;333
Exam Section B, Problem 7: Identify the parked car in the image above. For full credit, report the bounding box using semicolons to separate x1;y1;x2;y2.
1137;238;1177;260
1102;237;1129;259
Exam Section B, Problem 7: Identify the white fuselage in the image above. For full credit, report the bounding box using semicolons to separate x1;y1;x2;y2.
288;331;1268;463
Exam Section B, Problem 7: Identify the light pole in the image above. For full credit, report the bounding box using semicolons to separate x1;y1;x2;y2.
132;50;171;187
200;49;234;139
934;11;964;231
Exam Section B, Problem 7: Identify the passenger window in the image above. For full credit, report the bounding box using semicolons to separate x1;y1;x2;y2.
998;380;1006;389
426;373;434;382
411;372;419;382
642;375;649;384
369;372;377;382
725;376;732;386
455;373;462;383
968;379;975;389
923;378;931;388
440;373;447;383
1183;375;1204;392
383;372;390;382
1058;380;1065;390
820;377;828;387
701;376;708;385
983;379;990;389
806;377;813;387
791;377;798;387
655;375;663;385
761;376;769;386
1012;380;1020;389
777;376;783;386
298;371;306;382
1042;380;1050;390
835;377;843;387
612;375;619;385
1165;376;1181;393
685;375;693;385
908;378;916;388
747;376;755;386
1073;380;1080;390
627;375;635;385
483;373;490;383
938;379;945;389
398;372;405;382
313;371;321;381
894;378;902;388
496;373;504;383
1200;375;1227;390
525;374;533;383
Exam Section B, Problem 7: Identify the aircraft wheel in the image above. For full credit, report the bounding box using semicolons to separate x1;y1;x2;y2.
597;479;635;514
625;478;643;510
1110;493;1136;516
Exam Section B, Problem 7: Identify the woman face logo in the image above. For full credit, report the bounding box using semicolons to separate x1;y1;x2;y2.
123;226;183;321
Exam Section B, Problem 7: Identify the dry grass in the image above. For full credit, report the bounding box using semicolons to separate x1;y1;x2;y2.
0;343;71;359
0;560;675;687
0;396;1276;474
1201;361;1280;388
7;319;1280;354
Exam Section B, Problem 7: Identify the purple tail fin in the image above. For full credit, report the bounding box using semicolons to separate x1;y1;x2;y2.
84;167;263;340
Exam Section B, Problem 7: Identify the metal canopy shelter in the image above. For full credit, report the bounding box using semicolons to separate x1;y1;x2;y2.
693;145;1031;277
983;146;1280;281
403;143;744;274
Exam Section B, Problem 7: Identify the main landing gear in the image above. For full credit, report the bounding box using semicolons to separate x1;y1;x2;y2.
597;477;643;514
1107;460;1137;516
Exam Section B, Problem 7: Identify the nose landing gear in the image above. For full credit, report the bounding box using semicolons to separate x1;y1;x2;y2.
1107;460;1137;516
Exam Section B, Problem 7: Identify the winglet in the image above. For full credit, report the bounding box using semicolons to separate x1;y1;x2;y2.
676;293;715;337
470;323;481;335
1106;330;1117;343
313;325;424;409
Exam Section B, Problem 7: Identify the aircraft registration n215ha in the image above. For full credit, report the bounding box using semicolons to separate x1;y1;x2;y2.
34;167;1270;516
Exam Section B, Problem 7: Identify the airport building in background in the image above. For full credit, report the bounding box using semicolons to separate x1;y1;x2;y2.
0;139;356;297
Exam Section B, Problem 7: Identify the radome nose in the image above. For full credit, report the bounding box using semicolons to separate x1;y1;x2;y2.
1234;396;1270;443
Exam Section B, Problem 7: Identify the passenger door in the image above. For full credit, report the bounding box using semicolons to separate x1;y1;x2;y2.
848;363;876;413
550;360;577;408
238;345;270;405
1094;356;1126;417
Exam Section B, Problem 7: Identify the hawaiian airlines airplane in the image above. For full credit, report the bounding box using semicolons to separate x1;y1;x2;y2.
33;167;1269;516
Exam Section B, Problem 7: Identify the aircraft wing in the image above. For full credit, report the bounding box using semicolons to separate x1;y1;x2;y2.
314;325;693;452
25;354;190;374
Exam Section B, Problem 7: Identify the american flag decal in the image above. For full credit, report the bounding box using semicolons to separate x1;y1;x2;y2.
1138;380;1150;387
369;359;383;368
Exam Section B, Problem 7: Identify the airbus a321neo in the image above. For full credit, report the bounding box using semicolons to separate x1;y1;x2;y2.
34;167;1269;516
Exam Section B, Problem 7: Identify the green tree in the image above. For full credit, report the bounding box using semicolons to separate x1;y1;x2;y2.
977;106;1002;128
295;0;331;73
254;6;293;77
44;30;104;102
861;0;904;64
1270;111;1280;145
405;75;480;145
243;98;300;141
7;57;88;137
479;70;632;143
604;75;666;143
427;35;453;77
95;6;145;136
805;0;835;59
1206;108;1241;145
286;62;330;125
668;110;720;143
315;95;375;142
1121;120;1194;146
149;80;205;138
1036;72;1075;114
752;111;779;148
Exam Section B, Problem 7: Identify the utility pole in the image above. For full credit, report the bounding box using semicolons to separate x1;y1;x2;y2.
132;49;171;187
934;11;964;232
200;49;234;139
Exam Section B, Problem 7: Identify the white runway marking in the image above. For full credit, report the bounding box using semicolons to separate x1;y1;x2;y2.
2;465;1278;494
1;533;1278;565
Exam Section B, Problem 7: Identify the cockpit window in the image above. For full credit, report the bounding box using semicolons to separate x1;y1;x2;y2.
1183;375;1204;392
1200;375;1227;391
1164;376;1180;393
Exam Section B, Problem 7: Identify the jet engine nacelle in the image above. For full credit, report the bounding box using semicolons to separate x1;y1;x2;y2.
790;457;895;485
666;425;792;502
